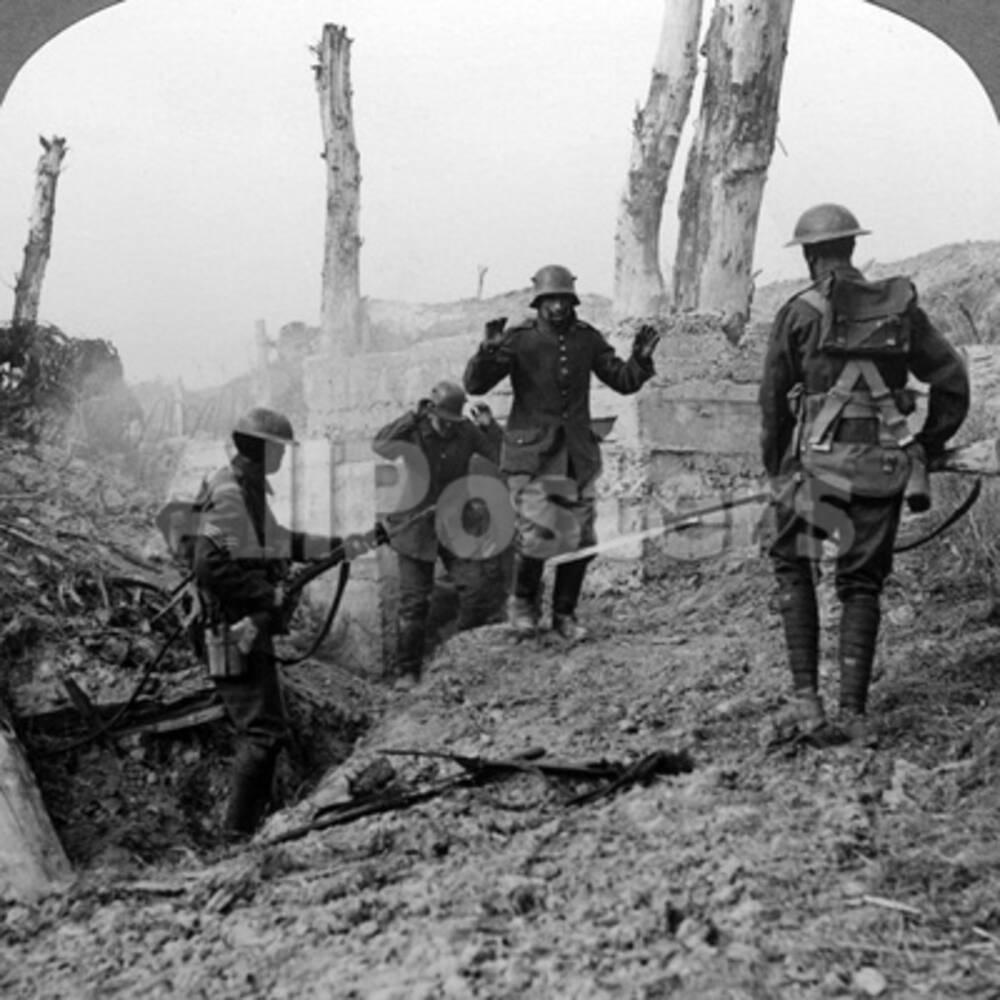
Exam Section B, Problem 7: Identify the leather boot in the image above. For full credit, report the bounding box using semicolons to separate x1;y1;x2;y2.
838;593;880;737
552;558;590;640
509;555;544;635
395;618;425;682
224;743;277;837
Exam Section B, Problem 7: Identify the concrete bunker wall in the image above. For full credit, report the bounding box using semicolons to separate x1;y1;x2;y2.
302;315;772;679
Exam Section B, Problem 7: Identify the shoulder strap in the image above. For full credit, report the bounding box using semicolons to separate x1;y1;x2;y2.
806;359;914;451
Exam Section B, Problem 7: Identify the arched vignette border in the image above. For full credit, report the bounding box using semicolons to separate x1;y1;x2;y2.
0;2;999;117
868;0;1000;122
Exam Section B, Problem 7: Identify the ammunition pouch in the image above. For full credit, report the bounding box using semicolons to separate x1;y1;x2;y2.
204;623;249;679
903;442;931;513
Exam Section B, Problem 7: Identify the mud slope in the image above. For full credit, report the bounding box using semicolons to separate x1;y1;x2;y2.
3;549;1000;999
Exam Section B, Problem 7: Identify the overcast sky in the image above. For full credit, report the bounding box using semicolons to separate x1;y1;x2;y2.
0;0;998;388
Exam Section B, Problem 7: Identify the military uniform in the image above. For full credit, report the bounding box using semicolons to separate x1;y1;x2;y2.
760;261;969;728
464;309;655;631
193;452;343;835
373;405;502;680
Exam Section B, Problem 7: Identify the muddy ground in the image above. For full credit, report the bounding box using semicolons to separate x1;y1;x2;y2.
3;522;1000;998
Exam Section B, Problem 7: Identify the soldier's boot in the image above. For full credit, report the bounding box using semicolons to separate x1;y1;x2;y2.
224;743;277;838
552;558;591;641
509;555;544;636
837;593;880;747
395;618;426;687
773;580;826;737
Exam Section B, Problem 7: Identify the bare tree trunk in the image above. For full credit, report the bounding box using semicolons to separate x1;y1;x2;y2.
613;0;702;321
253;319;272;406
673;0;794;339
315;25;363;356
12;135;67;326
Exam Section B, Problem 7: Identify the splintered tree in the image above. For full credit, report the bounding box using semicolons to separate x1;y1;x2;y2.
613;0;702;321
315;25;362;356
673;0;794;338
13;135;67;327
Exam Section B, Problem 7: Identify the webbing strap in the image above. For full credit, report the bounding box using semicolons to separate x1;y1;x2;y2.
852;358;914;448
798;286;912;452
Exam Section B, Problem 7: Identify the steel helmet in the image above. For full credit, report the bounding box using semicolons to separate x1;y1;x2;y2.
429;380;466;422
232;407;296;446
529;264;580;308
786;203;871;247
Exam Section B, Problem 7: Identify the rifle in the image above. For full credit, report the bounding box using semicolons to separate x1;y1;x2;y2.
283;504;436;601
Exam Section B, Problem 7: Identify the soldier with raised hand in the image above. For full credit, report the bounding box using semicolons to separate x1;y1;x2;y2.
373;380;504;687
193;407;362;838
759;204;969;747
464;264;660;640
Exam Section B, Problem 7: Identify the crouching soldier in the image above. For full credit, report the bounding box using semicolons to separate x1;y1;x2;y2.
759;204;969;746
193;407;365;838
373;380;506;687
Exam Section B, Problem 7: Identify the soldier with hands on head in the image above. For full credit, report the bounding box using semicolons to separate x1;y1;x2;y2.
759;204;969;746
192;407;368;839
373;380;503;687
464;264;660;640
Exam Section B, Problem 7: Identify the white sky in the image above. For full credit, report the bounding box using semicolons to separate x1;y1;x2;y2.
0;0;998;388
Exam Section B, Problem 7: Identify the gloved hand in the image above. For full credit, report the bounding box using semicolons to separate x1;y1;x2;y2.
374;521;391;546
483;317;508;350
230;615;260;655
632;324;660;362
342;534;372;561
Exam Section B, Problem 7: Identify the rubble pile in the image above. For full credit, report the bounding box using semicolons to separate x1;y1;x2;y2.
0;434;370;867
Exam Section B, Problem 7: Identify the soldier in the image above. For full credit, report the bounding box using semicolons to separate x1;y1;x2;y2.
759;204;969;746
464;264;660;640
373;380;504;687
192;407;363;838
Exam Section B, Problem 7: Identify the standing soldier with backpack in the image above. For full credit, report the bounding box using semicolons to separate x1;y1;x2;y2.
759;204;970;746
191;407;367;838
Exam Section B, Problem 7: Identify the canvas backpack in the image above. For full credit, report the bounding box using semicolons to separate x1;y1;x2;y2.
793;274;917;498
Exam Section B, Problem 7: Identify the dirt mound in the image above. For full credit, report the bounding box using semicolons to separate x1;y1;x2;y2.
750;240;1000;347
3;551;1000;997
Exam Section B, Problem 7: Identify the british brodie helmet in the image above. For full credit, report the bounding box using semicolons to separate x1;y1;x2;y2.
786;203;871;247
233;407;297;446
529;264;580;308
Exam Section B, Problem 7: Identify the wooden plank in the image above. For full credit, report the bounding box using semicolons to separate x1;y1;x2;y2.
0;702;71;898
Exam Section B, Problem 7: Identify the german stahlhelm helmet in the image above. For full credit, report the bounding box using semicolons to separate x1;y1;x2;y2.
529;264;580;308
233;407;297;446
429;380;467;422
786;203;871;247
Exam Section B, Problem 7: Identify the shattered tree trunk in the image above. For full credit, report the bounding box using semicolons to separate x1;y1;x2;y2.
673;0;794;340
0;702;72;897
613;0;702;321
316;25;363;356
12;135;67;326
